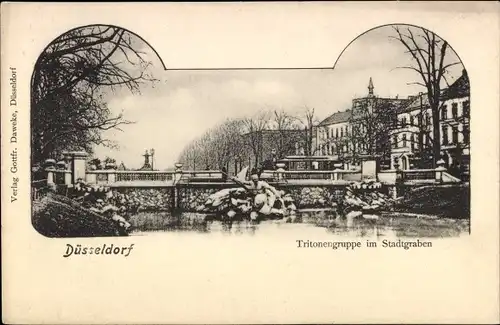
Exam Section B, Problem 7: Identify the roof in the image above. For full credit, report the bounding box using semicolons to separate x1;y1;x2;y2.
397;94;430;113
241;128;304;137
397;69;469;114
280;155;336;161
319;110;352;126
441;69;470;100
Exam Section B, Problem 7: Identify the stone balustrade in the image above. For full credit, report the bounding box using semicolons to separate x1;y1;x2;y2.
261;169;362;182
86;170;176;184
37;153;459;210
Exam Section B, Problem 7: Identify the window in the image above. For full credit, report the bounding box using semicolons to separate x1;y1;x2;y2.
402;133;407;147
340;127;344;137
335;128;339;139
441;105;448;120
442;126;449;145
411;134;415;150
452;103;458;119
452;128;459;144
463;100;470;118
463;125;470;144
410;115;414;126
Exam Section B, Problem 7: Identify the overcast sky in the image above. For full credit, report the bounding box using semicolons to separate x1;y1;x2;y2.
94;24;464;170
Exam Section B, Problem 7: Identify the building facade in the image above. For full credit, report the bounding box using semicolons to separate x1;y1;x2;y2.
390;69;470;175
316;78;411;169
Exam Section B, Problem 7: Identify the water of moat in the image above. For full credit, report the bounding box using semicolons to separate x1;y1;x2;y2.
130;210;470;238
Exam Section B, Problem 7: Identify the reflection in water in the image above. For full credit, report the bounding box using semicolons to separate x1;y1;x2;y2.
130;210;470;238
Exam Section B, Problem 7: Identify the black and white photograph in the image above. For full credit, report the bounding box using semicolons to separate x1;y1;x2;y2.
3;3;499;324
31;23;470;239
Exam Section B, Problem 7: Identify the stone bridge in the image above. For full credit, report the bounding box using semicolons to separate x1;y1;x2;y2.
35;151;461;211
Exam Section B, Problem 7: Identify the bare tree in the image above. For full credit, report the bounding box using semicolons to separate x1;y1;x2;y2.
178;139;202;170
329;136;351;163
391;25;462;167
242;110;271;165
31;25;157;163
210;119;245;170
294;106;318;156
178;119;245;172
269;109;300;158
350;98;397;162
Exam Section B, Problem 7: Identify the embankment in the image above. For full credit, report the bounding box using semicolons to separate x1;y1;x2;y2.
393;184;470;218
32;193;126;237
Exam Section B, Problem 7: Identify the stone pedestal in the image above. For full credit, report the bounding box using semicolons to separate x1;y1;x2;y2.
361;159;377;180
435;166;446;183
107;172;116;184
276;168;285;182
174;172;183;184
64;151;88;184
174;163;183;184
64;172;72;185
275;163;286;183
333;168;342;181
46;167;55;185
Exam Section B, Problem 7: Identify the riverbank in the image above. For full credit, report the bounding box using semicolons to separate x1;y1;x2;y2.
392;184;469;219
32;193;127;237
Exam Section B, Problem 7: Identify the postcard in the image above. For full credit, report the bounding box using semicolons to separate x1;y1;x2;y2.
2;2;499;324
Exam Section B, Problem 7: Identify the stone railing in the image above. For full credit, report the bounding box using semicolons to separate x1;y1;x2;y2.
86;170;176;184
38;151;458;196
85;170;225;185
179;170;224;182
378;167;452;185
261;169;362;182
401;169;438;182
